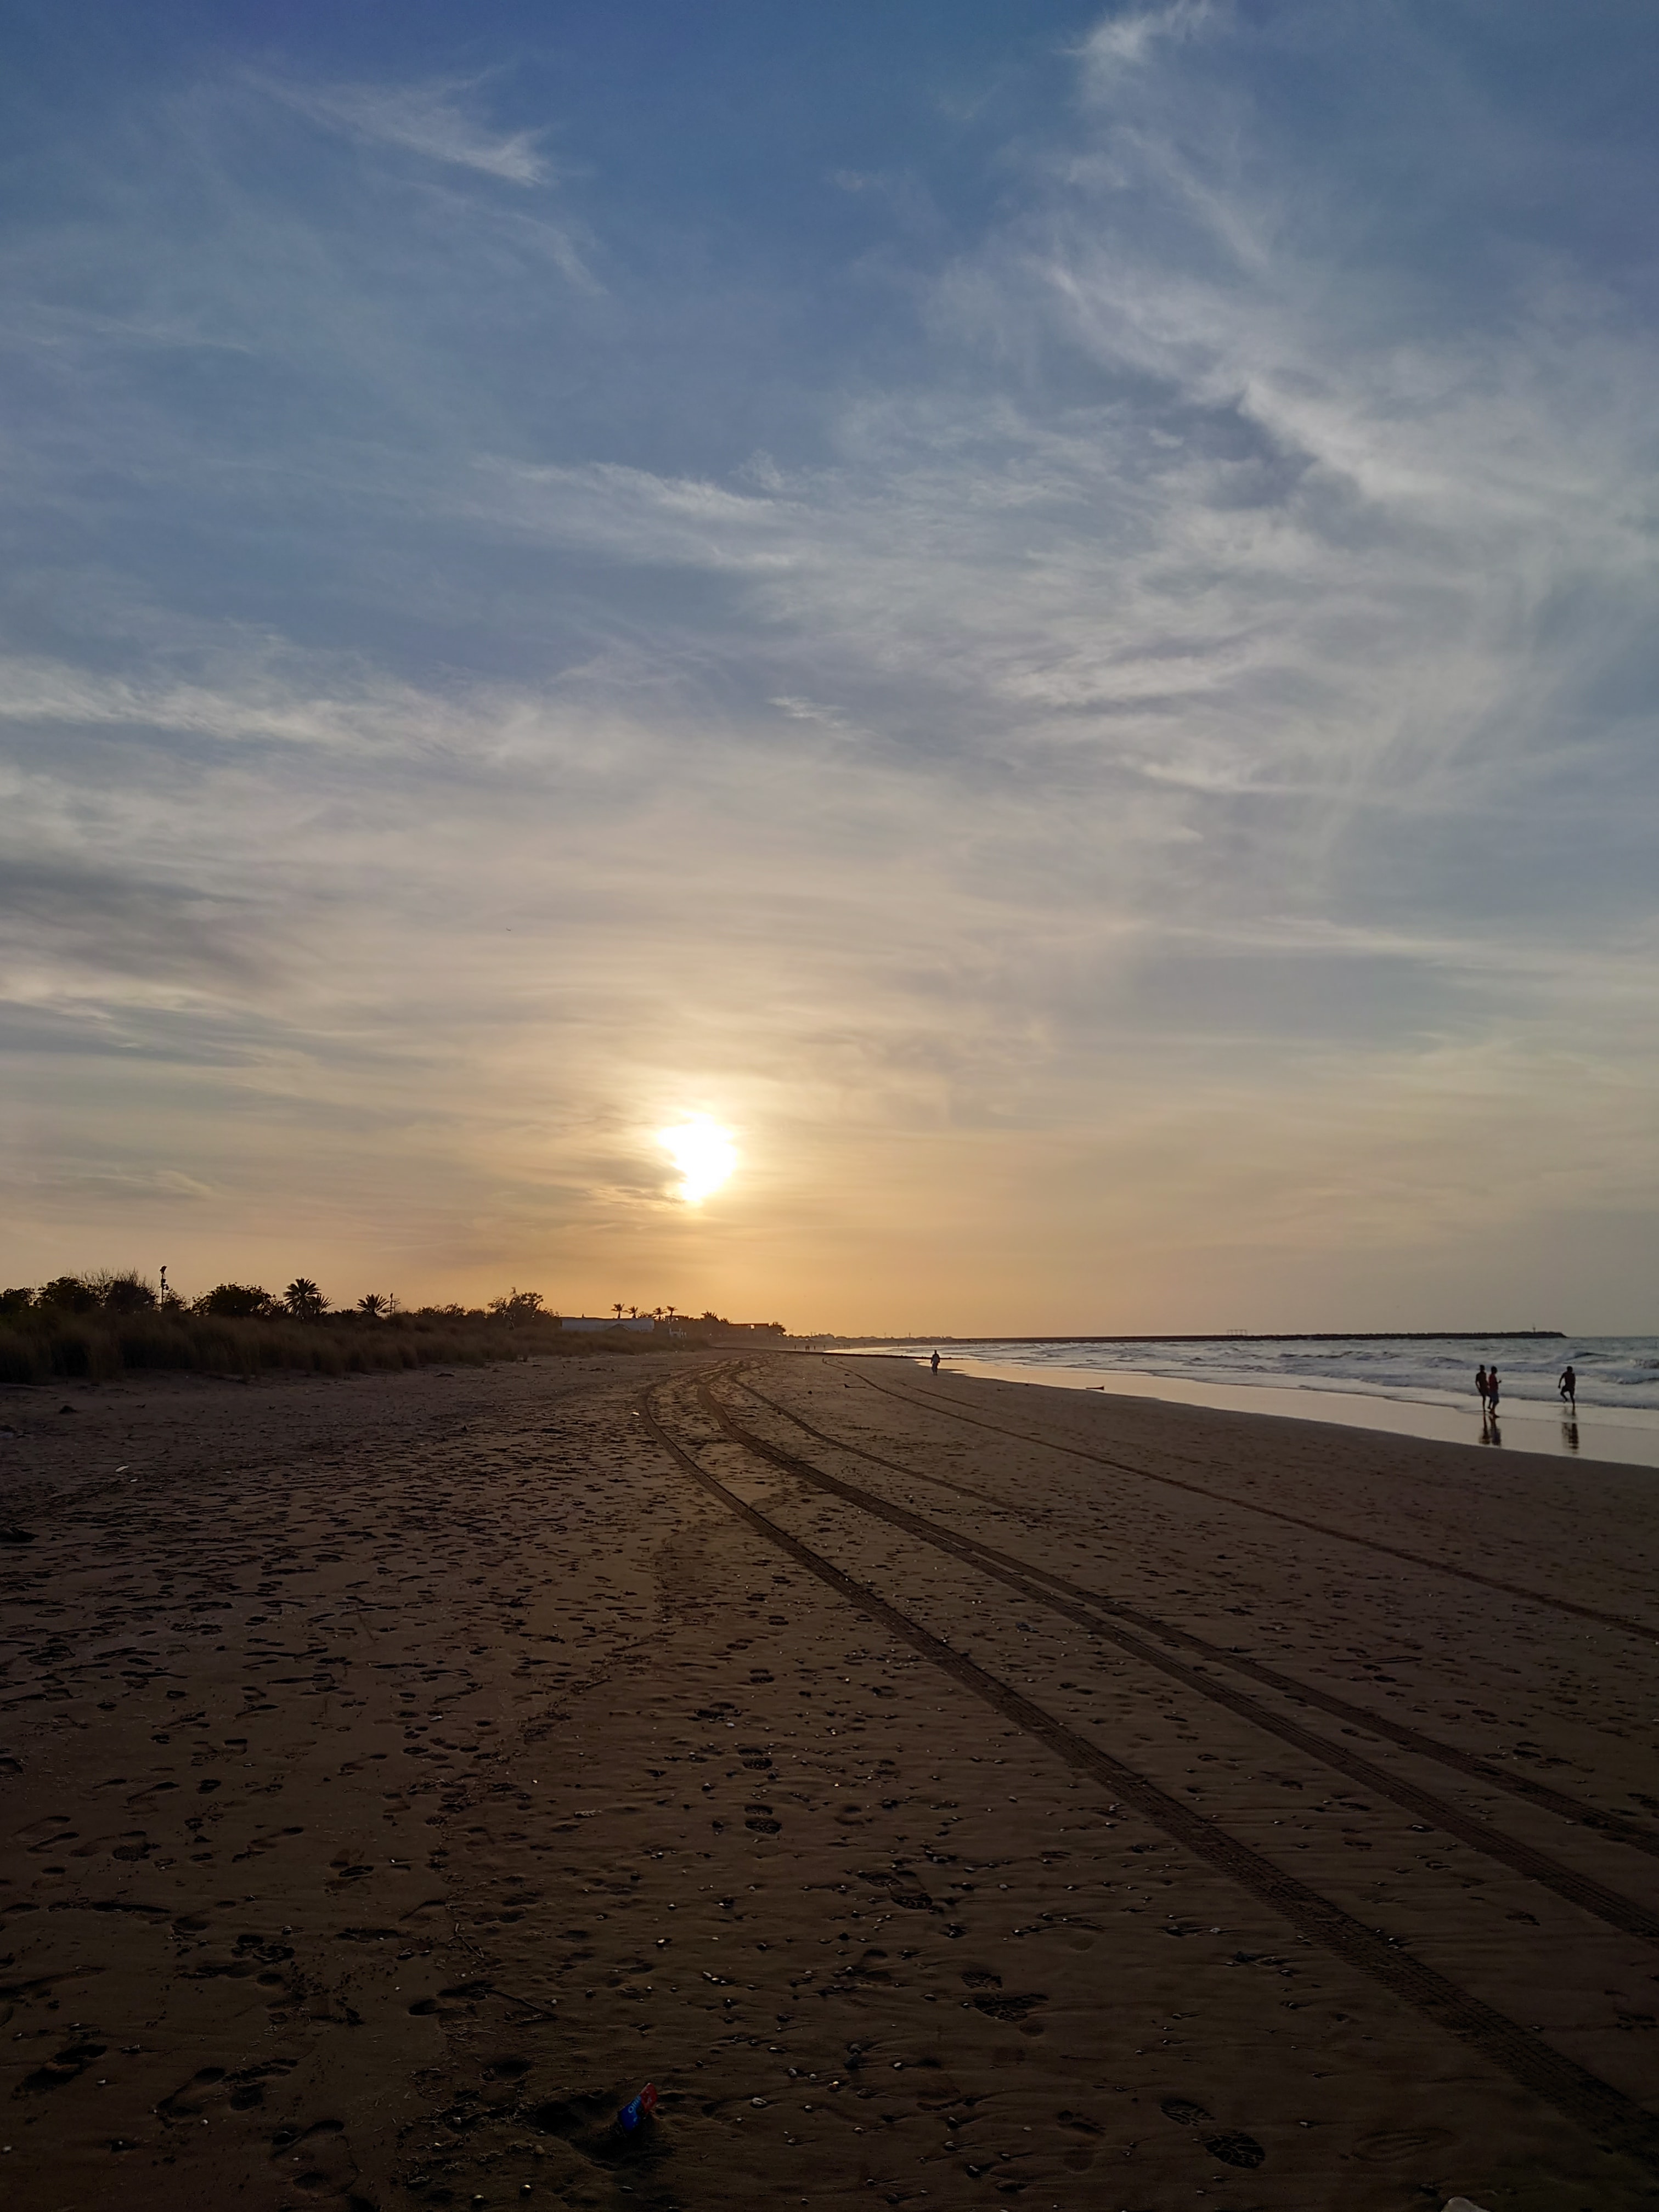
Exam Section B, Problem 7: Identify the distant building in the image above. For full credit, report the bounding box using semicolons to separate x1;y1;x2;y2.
560;1314;786;1338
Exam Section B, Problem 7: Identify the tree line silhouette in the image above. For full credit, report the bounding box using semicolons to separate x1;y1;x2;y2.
0;1270;780;1385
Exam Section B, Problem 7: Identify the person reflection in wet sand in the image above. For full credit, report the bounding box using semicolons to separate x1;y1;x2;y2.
1561;1417;1581;1453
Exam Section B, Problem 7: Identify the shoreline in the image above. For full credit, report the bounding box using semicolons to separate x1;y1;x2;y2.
835;1328;1567;1344
848;1352;1659;1469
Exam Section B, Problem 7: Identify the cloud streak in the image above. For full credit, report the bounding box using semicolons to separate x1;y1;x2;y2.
258;74;552;185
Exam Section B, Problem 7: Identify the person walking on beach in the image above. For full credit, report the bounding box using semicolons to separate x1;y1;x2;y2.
1476;1363;1489;1410
930;1350;940;1375
1559;1362;1576;1409
1487;1366;1501;1416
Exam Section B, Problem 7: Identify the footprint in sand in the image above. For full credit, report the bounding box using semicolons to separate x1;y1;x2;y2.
481;2055;532;2082
407;1979;493;2018
269;2115;369;2204
970;1990;1045;2022
1159;2096;1266;2170
1204;2130;1267;2169
20;2036;108;2092
159;2059;296;2120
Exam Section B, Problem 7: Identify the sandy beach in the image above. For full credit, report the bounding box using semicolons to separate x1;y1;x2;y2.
4;1352;1658;2211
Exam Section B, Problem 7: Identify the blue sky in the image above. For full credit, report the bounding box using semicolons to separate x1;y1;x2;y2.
3;2;1657;1329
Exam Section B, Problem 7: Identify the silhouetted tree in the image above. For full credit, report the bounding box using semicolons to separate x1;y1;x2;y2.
37;1276;100;1314
356;1293;387;1319
488;1288;545;1322
283;1278;328;1322
195;1284;275;1319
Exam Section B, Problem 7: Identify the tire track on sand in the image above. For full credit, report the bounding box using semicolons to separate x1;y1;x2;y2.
703;1379;1659;1950
641;1383;1659;2177
735;1370;1659;1868
851;1365;1659;1642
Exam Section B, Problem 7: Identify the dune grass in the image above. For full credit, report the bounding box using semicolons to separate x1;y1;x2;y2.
0;1310;671;1387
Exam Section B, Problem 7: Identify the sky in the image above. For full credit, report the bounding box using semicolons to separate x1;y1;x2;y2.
3;1;1657;1334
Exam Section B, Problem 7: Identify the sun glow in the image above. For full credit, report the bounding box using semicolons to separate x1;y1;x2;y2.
659;1117;737;1205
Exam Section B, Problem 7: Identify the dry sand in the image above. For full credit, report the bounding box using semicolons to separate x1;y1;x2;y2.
3;1351;1658;2211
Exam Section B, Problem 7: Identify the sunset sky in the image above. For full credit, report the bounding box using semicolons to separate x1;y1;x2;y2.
3;2;1656;1333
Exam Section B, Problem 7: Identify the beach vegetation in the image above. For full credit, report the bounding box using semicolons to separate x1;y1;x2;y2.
194;1283;277;1318
0;1273;720;1386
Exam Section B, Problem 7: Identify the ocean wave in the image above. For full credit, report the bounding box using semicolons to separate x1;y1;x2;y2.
857;1335;1659;1415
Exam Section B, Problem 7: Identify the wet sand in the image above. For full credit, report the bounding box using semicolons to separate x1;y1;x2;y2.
3;1352;1658;2211
919;1355;1659;1468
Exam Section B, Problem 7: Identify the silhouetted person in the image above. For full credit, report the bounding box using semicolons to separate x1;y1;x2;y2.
1558;1363;1577;1409
1475;1363;1489;1410
930;1350;940;1375
1487;1367;1500;1416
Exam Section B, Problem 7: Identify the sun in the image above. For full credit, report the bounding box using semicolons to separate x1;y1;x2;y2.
659;1117;737;1205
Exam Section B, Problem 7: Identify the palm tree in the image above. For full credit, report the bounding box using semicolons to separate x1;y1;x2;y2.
612;1301;624;1322
284;1278;327;1322
357;1292;387;1318
627;1304;637;1320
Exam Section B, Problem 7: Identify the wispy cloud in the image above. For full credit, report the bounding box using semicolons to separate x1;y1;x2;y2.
1080;1;1220;81
258;74;551;185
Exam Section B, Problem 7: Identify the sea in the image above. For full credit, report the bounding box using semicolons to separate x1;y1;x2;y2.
836;1334;1659;1469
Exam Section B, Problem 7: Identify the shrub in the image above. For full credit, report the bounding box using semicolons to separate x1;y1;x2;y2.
194;1283;276;1319
88;1268;159;1315
37;1275;101;1314
0;1329;41;1384
0;1300;692;1385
